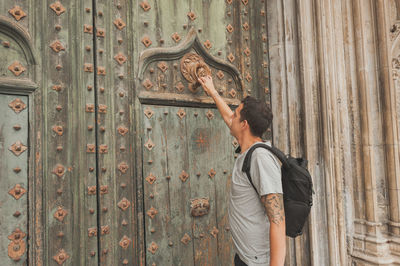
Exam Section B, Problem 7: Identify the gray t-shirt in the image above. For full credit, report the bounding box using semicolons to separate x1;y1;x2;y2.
228;141;283;266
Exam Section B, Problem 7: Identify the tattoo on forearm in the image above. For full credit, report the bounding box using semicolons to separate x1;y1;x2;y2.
261;194;285;225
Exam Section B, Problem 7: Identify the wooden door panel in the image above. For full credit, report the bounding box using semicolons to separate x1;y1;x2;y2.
185;107;219;266
0;94;29;263
92;0;136;264
142;104;235;265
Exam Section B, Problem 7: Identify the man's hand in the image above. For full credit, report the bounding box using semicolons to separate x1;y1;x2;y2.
198;75;234;129
261;193;286;266
198;75;218;97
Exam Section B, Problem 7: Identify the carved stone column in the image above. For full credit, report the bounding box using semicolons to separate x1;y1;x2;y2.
350;0;398;264
384;0;400;239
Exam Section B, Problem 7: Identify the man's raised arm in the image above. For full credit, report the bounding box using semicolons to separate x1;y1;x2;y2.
198;76;234;129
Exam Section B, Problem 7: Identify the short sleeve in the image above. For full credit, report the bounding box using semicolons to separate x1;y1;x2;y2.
249;149;283;197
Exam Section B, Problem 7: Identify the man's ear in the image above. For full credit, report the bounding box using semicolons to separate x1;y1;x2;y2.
241;119;249;130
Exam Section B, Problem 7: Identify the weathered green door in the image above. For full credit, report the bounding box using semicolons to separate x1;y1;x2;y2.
0;0;271;265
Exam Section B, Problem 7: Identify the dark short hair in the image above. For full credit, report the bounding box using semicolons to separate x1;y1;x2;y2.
239;96;273;137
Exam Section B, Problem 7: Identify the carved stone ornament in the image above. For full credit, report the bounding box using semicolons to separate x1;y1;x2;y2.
190;197;210;217
390;22;400;41
180;53;211;93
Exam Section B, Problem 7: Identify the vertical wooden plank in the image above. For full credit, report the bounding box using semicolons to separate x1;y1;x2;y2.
75;0;99;264
250;0;271;130
0;94;29;264
209;110;235;265
35;0;98;264
142;105;172;265
94;0;135;265
93;1;114;263
185;107;218;266
42;0;78;264
163;105;194;266
69;0;99;265
112;0;137;263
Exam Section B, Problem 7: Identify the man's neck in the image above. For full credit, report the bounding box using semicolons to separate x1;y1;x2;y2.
237;135;263;154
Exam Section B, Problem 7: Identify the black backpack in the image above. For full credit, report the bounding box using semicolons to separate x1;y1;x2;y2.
237;143;314;238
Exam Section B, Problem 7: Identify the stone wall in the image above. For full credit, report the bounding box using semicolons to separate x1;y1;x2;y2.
266;0;400;265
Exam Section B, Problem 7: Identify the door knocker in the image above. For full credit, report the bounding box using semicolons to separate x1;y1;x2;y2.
180;53;211;93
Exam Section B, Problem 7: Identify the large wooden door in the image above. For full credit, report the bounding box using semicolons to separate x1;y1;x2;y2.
0;0;273;265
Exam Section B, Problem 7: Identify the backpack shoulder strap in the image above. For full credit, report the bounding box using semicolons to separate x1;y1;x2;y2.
241;143;287;195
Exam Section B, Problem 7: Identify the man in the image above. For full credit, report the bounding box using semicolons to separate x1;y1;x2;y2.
198;75;286;266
